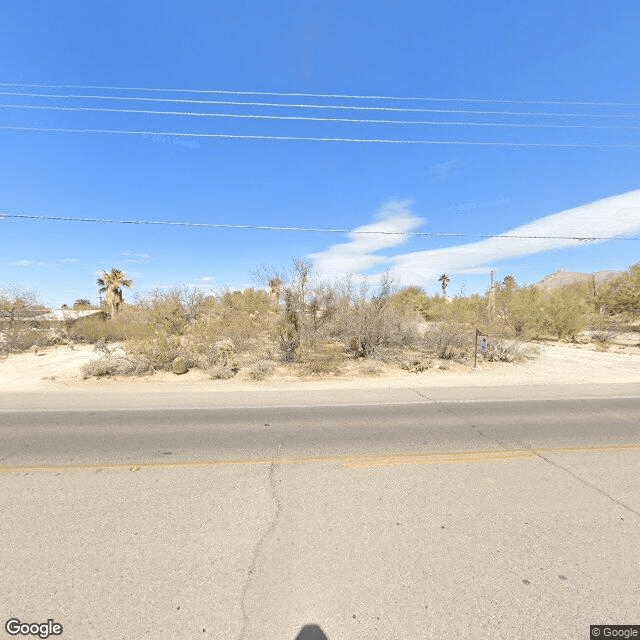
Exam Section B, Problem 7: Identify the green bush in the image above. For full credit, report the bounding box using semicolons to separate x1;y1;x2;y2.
506;287;546;338
542;286;592;339
599;264;640;314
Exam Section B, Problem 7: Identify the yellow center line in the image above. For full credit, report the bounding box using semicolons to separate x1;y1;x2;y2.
1;442;639;474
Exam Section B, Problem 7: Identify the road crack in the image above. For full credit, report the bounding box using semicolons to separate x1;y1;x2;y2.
416;391;640;520
0;445;27;464
411;389;510;448
528;448;640;519
238;443;282;640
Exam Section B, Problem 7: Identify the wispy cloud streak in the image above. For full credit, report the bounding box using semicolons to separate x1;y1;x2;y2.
308;190;640;287
390;189;640;282
309;200;423;280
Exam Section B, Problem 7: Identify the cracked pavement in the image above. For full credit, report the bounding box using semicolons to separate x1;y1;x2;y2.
1;385;639;639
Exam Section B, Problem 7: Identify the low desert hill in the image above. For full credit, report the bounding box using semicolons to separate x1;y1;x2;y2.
534;269;622;292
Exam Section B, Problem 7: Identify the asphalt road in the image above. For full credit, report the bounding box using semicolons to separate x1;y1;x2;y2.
1;391;639;639
1;397;639;469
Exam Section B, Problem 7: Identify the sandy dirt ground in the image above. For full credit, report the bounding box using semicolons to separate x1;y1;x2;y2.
1;337;639;395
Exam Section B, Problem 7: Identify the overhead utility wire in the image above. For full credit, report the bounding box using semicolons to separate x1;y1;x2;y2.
1;102;638;130
2;125;640;148
1;213;638;242
0;81;638;108
1;91;638;119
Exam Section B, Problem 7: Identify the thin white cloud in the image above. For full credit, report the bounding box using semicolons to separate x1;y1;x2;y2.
309;199;423;280
121;252;150;263
60;258;80;263
200;276;214;282
390;189;640;284
307;190;640;288
8;259;48;267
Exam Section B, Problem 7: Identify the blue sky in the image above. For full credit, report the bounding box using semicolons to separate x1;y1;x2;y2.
1;0;640;306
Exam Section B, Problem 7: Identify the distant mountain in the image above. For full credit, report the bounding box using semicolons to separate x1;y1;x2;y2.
534;269;623;292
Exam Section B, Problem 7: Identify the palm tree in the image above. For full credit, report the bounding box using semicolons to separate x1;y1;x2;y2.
97;268;133;318
438;273;450;298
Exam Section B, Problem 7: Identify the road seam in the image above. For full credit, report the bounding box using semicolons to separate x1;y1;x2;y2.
238;443;283;640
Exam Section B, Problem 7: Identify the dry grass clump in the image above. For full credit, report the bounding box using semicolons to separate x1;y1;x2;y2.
587;314;619;347
298;341;344;377
481;338;531;363
246;359;275;380
81;344;152;378
82;356;146;378
360;361;383;376
208;364;237;380
400;357;432;373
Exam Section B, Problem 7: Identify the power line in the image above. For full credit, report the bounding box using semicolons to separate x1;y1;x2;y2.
0;81;638;108
3;125;640;148
1;90;639;119
2;102;639;131
1;212;639;241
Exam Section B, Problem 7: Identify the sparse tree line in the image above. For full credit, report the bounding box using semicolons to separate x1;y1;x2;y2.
1;262;639;377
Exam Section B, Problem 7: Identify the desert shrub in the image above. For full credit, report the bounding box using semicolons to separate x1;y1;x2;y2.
482;338;528;363
588;313;619;344
391;286;430;315
133;289;191;336
184;316;224;366
360;361;382;376
214;339;236;365
423;323;471;359
221;287;274;317
125;327;185;372
205;289;275;352
334;274;419;358
208;364;238;379
69;313;129;343
598;264;640;314
448;295;486;324
506;287;546;338
400;357;432;372
416;295;448;321
246;359;275;380
298;340;344;376
81;343;152;378
0;289;54;355
81;356;145;378
542;286;592;339
276;295;302;362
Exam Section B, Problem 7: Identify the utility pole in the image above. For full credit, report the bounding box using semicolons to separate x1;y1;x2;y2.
488;270;495;320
